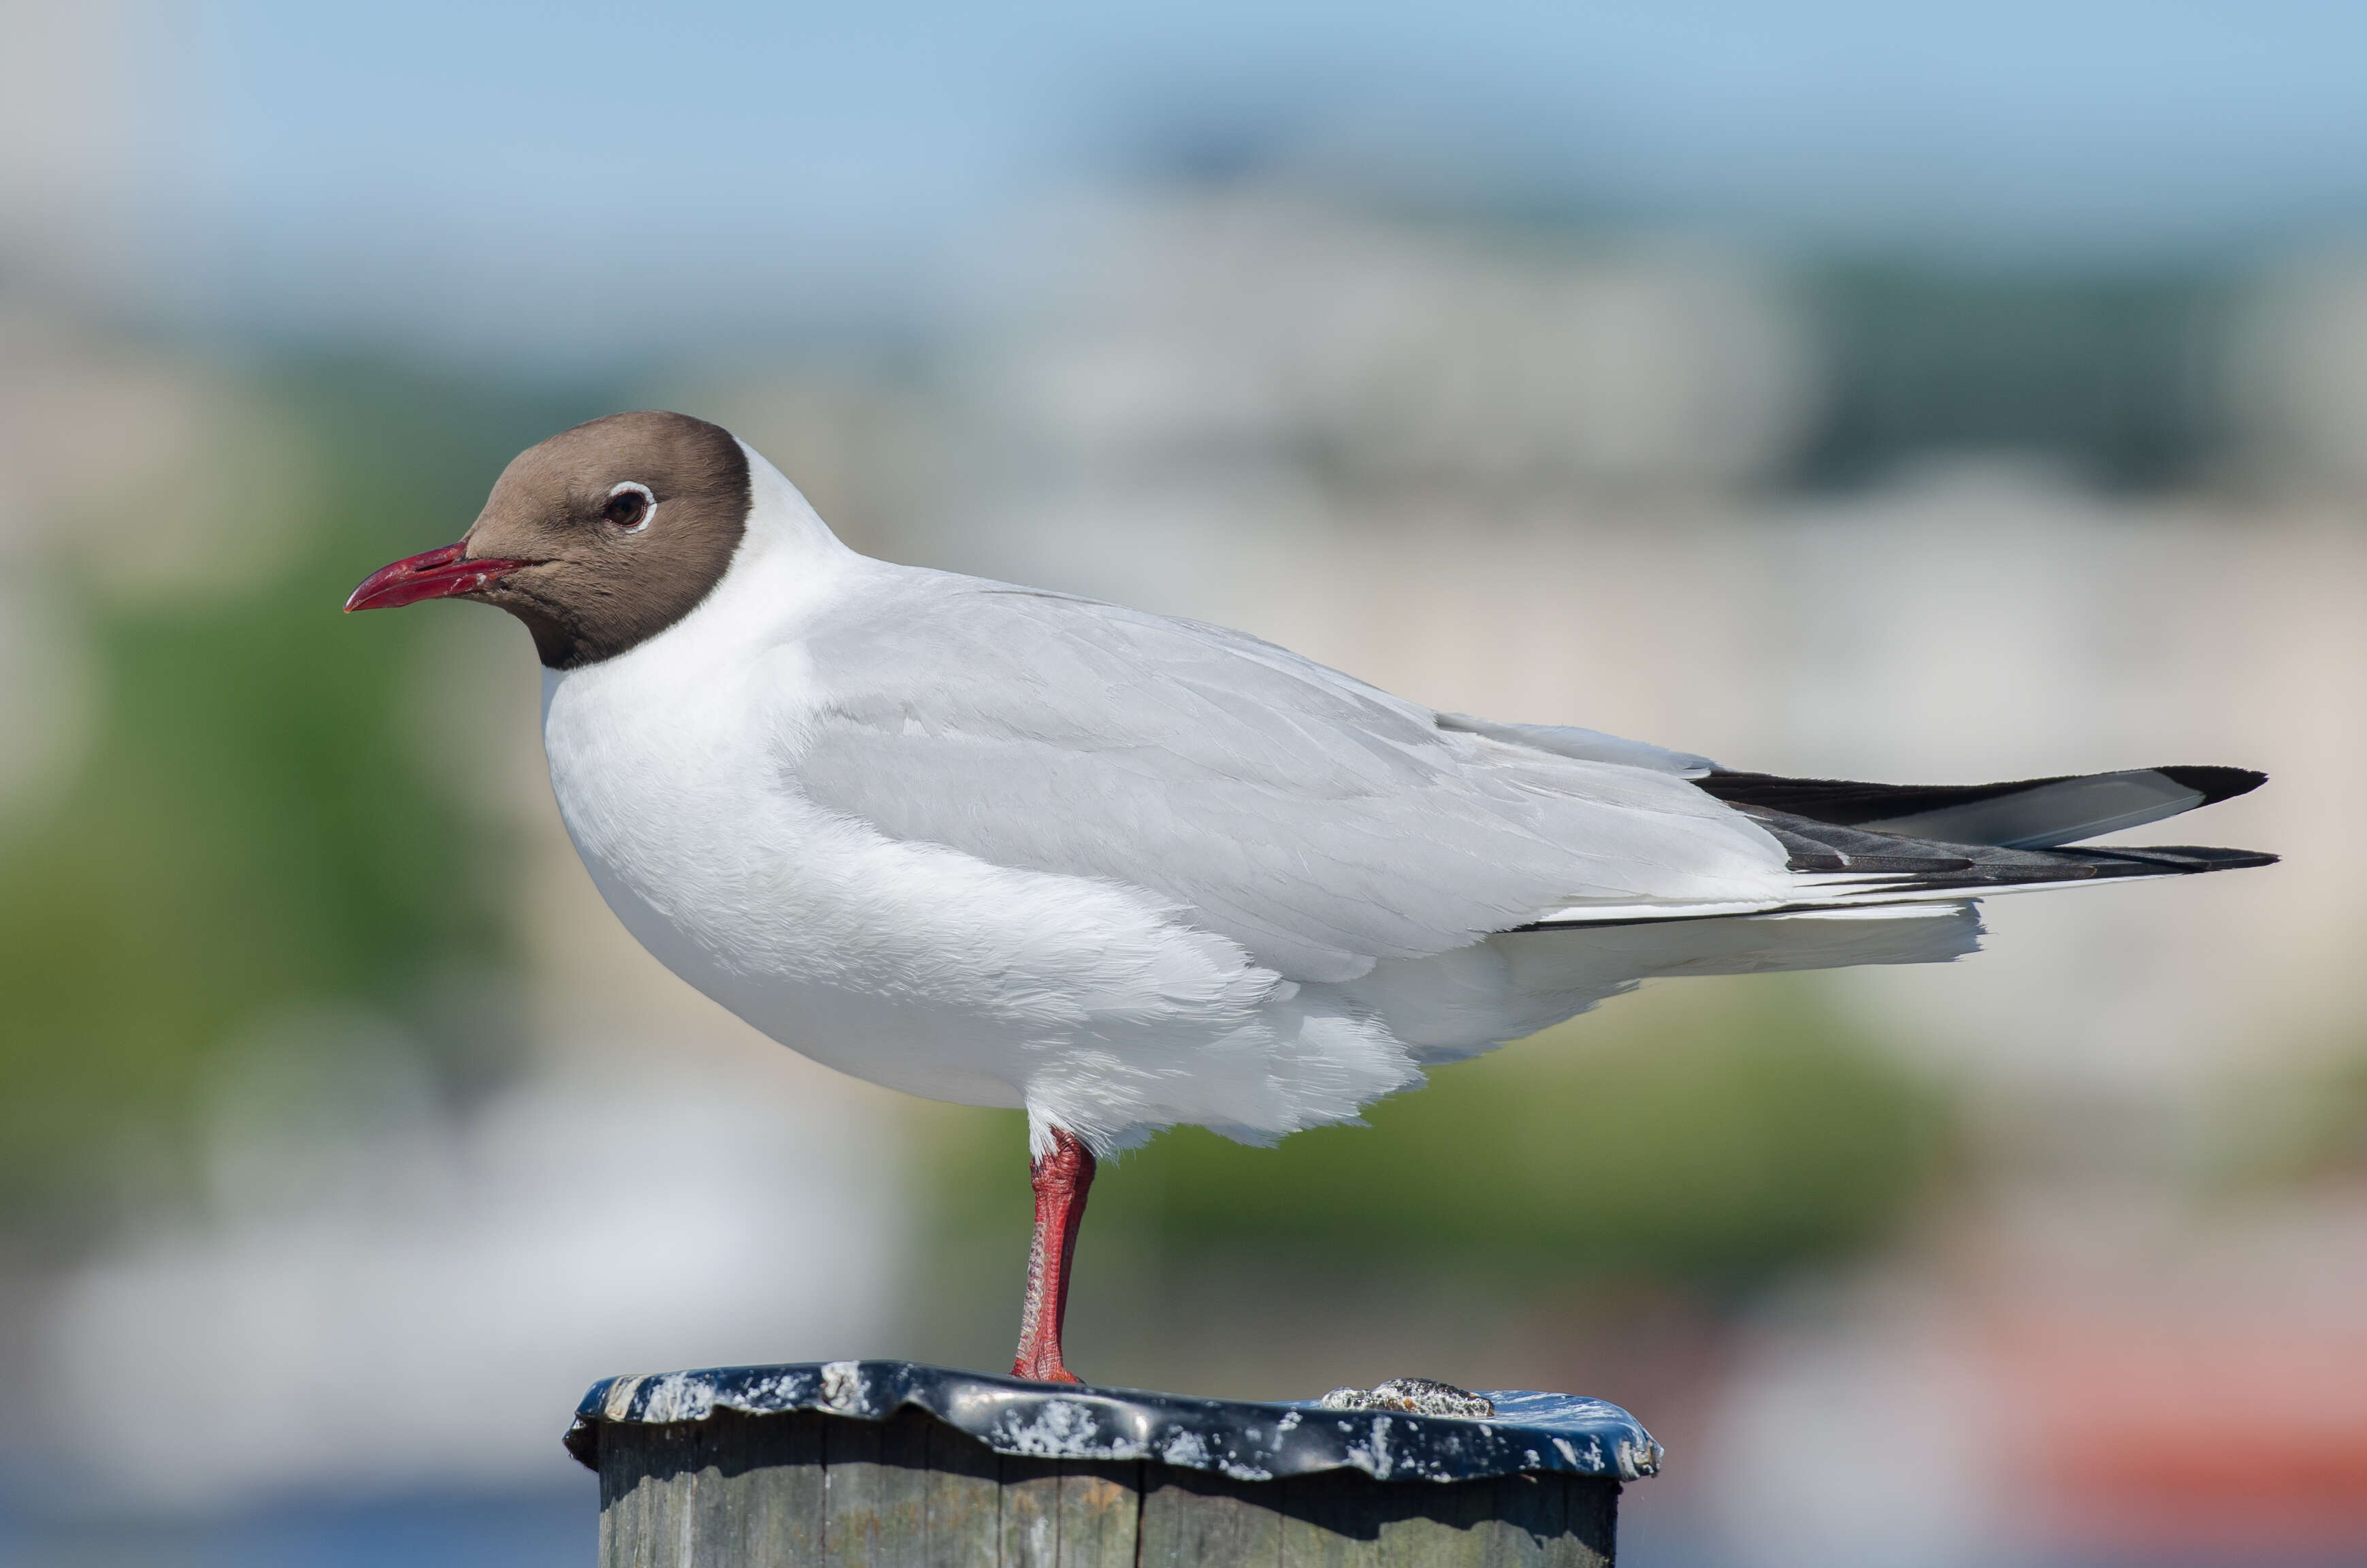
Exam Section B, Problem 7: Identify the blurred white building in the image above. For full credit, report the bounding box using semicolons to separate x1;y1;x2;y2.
987;188;1818;495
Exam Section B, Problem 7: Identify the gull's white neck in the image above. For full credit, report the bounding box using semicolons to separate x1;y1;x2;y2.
733;438;849;565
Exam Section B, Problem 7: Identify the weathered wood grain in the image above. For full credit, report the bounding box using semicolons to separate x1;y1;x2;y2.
1550;1473;1617;1568
601;1420;702;1568
922;1414;1001;1568
821;1407;886;1568
673;1411;826;1568
1482;1471;1563;1568
1139;1463;1286;1567
598;1411;1619;1566
996;1451;1061;1568
1054;1461;1139;1568
876;1414;933;1565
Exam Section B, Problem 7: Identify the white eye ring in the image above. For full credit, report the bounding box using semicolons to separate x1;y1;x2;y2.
605;480;656;534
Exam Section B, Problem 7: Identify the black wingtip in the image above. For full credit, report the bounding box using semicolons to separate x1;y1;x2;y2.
2099;844;2280;872
2153;766;2268;806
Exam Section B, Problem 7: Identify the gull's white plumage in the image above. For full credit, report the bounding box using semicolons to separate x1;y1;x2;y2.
540;447;1973;1154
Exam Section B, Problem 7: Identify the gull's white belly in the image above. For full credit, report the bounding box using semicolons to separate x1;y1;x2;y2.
536;650;1415;1144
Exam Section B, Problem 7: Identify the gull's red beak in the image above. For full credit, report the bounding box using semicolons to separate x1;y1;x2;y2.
344;542;527;612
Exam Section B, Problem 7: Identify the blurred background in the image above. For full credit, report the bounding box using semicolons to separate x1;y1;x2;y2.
3;1;2365;1563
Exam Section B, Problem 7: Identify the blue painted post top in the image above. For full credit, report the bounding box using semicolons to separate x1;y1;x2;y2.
566;1360;1663;1487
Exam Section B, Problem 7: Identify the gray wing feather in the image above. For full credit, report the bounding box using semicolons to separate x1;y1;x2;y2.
790;574;1786;982
1434;713;1720;775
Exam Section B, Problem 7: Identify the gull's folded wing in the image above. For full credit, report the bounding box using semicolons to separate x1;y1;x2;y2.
787;574;1791;982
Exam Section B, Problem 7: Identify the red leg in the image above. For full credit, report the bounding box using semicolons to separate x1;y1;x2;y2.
1011;1125;1096;1384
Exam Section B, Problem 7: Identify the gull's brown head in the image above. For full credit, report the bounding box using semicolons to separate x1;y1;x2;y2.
346;410;753;669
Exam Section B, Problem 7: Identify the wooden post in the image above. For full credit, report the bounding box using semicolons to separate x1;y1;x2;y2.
569;1363;1654;1568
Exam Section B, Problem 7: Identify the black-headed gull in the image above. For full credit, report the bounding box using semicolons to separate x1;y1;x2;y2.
347;412;2272;1384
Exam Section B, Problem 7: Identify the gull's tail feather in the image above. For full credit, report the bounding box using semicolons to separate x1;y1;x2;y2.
1518;765;2274;930
1359;902;1989;1068
1740;807;2275;902
1504;901;1987;981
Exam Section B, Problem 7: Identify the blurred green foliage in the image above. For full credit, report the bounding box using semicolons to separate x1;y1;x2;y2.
2292;1054;2367;1177
921;976;1955;1303
0;354;611;1246
2219;1039;2367;1190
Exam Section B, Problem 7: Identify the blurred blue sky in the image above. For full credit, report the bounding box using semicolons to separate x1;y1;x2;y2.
139;0;2367;348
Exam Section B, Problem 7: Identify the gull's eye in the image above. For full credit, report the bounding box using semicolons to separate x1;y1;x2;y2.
603;481;655;534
